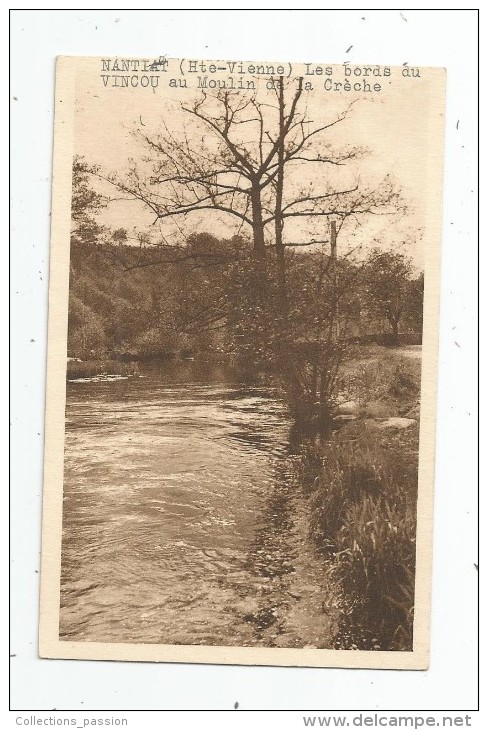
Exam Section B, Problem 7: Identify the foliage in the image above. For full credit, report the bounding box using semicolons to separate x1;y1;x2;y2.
67;293;107;357
71;156;107;246
361;249;423;343
67;239;224;360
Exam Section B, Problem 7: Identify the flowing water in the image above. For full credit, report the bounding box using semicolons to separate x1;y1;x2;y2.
60;360;335;648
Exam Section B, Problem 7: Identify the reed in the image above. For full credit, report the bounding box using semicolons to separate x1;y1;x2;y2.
302;420;418;650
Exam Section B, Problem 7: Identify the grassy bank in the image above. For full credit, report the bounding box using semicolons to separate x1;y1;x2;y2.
298;348;420;651
337;344;421;419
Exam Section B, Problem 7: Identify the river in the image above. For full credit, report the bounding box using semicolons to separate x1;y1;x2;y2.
60;360;335;648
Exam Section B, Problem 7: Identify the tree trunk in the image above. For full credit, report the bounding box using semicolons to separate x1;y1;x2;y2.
275;77;287;303
390;317;400;346
250;184;266;260
250;183;268;297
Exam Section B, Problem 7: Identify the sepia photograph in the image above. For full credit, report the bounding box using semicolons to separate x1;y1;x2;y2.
39;56;445;668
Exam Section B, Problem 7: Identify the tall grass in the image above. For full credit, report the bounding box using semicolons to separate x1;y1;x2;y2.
300;418;418;651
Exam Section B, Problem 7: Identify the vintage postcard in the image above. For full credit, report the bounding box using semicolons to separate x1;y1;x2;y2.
39;56;445;668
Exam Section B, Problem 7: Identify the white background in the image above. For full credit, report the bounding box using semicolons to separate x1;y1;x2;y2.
9;6;479;716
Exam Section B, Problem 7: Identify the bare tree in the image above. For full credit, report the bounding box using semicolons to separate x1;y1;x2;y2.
96;79;401;286
91;80;406;427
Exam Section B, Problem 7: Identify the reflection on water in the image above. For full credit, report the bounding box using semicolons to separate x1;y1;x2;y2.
60;360;334;647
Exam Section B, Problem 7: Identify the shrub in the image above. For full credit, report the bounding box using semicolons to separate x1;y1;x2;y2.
387;363;418;401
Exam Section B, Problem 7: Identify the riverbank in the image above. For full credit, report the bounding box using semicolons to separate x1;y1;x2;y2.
67;358;141;380
298;346;421;650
